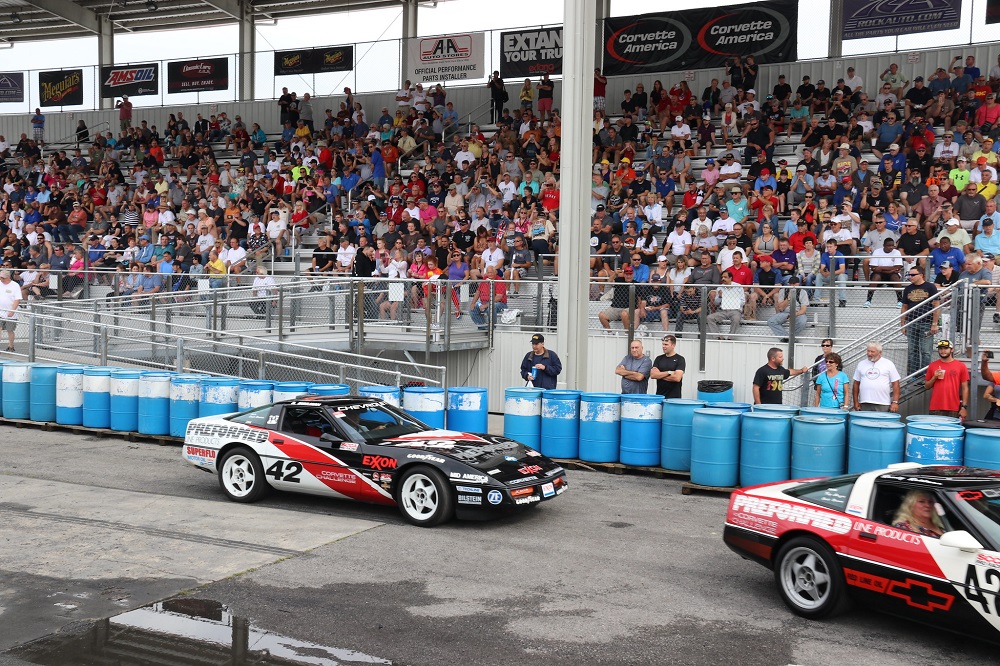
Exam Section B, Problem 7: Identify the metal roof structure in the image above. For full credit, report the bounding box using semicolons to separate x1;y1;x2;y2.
0;0;429;43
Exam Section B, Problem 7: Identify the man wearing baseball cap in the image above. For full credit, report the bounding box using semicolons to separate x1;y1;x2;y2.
925;338;969;419
520;333;562;389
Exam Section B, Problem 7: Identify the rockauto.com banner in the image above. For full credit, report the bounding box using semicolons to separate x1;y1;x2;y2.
100;63;159;98
274;46;353;76
500;28;563;78
38;69;83;107
167;58;229;94
844;0;962;39
602;0;797;76
405;32;484;84
0;73;24;103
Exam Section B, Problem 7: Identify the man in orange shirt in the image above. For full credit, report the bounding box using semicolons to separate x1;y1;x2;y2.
925;339;969;419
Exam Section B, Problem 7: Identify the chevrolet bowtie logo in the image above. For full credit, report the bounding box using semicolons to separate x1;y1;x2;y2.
886;578;955;612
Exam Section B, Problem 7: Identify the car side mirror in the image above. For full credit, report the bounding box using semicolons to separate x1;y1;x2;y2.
320;432;342;444
939;530;984;553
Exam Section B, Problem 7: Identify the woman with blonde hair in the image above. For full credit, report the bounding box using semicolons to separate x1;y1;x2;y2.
892;490;945;538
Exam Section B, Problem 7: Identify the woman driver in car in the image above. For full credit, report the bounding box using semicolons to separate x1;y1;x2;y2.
892;490;945;538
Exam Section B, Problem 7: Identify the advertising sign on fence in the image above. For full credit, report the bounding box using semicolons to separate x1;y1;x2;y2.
100;63;159;98
500;28;563;78
843;0;962;39
602;0;797;76
405;32;484;83
38;69;83;107
0;73;24;103
274;46;354;76
167;58;229;94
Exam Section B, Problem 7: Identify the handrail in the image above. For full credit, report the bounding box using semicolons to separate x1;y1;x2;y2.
44;120;111;151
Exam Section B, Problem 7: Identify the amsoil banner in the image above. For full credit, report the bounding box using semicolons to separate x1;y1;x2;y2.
844;0;962;39
500;28;563;78
602;0;797;76
274;46;353;76
100;63;159;98
167;58;229;94
0;73;23;103
38;69;83;107
405;32;484;83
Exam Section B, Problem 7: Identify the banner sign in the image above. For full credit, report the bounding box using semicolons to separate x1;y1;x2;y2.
167;58;229;93
602;0;797;76
0;73;24;103
843;0;962;39
405;32;484;83
987;0;1000;24
500;28;563;78
100;63;158;98
274;46;354;76
38;69;83;107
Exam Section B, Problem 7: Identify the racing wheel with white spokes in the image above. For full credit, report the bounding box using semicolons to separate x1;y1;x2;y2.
218;446;270;503
396;466;454;527
774;536;851;619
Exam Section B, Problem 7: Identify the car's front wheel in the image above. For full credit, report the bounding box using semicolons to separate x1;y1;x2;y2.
396;466;454;527
218;446;270;503
774;536;850;619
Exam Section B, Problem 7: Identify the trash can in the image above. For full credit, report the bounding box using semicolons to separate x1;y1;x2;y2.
697;380;734;403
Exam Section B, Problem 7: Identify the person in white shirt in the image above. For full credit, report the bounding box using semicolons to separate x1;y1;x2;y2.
665;221;692;265
706;270;745;338
968;162;998;184
453;141;476;167
250;266;278;315
934;133;960;162
844;67;864;94
497;173;517;203
718;153;742;183
473;237;505;279
716;235;740;272
334;237;356;275
851;341;901;412
670;116;691;150
865;237;904;307
265;210;289;256
641;197;663;228
395;81;412;110
220;237;248;274
0;269;21;352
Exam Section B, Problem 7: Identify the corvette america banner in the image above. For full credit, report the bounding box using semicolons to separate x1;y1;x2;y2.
602;0;797;76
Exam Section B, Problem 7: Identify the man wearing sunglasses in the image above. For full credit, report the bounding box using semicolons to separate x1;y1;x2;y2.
901;268;941;376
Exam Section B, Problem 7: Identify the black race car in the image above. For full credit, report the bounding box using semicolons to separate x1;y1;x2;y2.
181;395;568;526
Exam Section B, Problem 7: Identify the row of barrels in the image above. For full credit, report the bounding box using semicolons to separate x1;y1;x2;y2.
502;388;1000;487
0;361;492;438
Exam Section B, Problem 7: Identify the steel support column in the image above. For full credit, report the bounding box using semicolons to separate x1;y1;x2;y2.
594;0;610;68
97;15;114;109
238;0;255;101
400;0;418;87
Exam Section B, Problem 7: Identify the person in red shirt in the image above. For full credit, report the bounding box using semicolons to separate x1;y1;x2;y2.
615;158;636;188
907;119;936;152
726;250;753;285
924;339;969;418
788;213;817;251
750;187;780;222
540;179;560;212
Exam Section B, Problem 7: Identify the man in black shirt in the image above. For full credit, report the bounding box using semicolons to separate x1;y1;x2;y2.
451;219;475;256
598;265;645;332
753;347;808;404
796;76;815;106
772;74;792;109
619;115;639;145
904;76;934;118
901;267;940;375
650;335;685;399
897;219;930;271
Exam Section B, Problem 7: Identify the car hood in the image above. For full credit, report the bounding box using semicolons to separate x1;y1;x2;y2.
385;430;563;485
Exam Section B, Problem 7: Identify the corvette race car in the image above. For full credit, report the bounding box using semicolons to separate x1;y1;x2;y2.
724;464;1000;644
181;395;567;526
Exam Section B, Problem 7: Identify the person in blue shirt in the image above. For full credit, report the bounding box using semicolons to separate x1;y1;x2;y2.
135;264;162;302
339;168;360;199
770;238;797;285
368;142;385;189
158;251;175;274
520;333;562;389
929;236;965;276
752;171;777;192
818;238;848;306
377;108;394;128
274;120;295;152
814;351;850;409
24;204;42;227
629;254;649;283
135;236;154;264
250;124;267;150
977;217;1000;255
442;102;459;128
653;173;675;199
832;178;858;208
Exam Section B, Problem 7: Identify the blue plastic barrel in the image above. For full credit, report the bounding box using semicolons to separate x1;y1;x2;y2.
905;422;965;466
199;377;240;417
661;398;706;471
799;406;849;420
906;414;962;425
273;381;314;402
29;363;61;422
540;390;582;459
620;394;664;466
358;385;401;406
705;401;752;412
447;386;489;433
55;365;86;425
503;387;544;447
403;386;446;429
697;381;734;403
791;416;847;479
170;376;203;438
82;367;113;428
964;429;1000;470
740;412;794;487
752;404;800;415
238;380;274;411
2;362;31;419
110;369;142;432
579;393;621;463
310;383;351;396
848;420;906;473
138;372;172;435
690;408;742;487
848;411;901;423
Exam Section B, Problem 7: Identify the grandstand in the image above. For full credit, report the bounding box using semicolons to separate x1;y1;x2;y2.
2;3;1000;415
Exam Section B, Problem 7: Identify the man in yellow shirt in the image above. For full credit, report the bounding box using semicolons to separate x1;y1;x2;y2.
294;119;312;146
973;137;999;168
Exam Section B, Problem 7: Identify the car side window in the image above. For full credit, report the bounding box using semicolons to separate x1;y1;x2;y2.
282;406;336;438
229;405;276;428
784;474;860;512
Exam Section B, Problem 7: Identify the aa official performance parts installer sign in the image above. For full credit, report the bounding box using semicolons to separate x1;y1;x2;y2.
100;63;159;98
38;69;83;107
602;0;797;76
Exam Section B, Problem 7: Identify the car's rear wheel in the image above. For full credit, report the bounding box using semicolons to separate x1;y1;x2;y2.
396;466;454;527
218;446;270;503
774;536;850;619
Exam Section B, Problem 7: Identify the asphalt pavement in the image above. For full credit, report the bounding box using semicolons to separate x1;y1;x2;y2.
0;426;994;665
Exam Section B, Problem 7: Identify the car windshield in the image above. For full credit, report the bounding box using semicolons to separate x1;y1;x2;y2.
329;402;427;442
949;487;1000;549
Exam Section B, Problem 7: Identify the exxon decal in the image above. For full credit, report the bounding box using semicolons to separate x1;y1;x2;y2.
695;7;791;59
104;68;155;87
